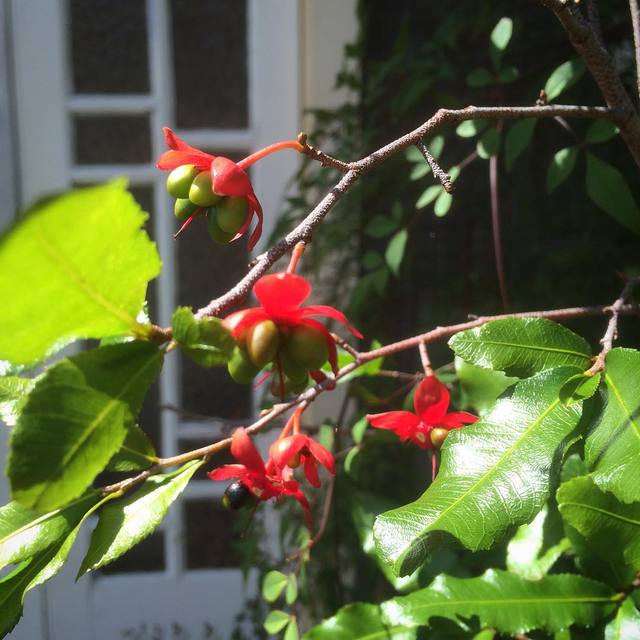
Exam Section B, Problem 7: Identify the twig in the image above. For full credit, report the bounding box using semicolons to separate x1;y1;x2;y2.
630;0;640;103
297;132;351;173
194;104;613;319
415;141;454;193
101;301;639;497
588;277;640;374
376;369;423;381
418;342;433;376
331;332;360;359
489;123;510;312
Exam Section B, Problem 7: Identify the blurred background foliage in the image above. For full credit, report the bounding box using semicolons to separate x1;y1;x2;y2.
251;1;640;636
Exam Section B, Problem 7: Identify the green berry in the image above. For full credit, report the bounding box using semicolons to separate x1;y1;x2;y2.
207;209;235;244
174;198;199;220
284;325;329;370
189;171;222;207
279;350;308;384
287;374;309;394
166;164;199;199
246;320;280;368
214;197;249;234
227;346;260;384
430;427;449;449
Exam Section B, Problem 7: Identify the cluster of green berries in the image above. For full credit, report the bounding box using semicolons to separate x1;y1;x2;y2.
165;164;249;243
227;320;330;396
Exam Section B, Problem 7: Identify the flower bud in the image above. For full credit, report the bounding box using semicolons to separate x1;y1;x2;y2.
189;171;223;207
166;164;199;199
227;346;260;384
214;196;249;234
222;481;255;510
430;427;449;449
207;209;235;244
174;198;199;220
246;320;280;368
285;326;329;370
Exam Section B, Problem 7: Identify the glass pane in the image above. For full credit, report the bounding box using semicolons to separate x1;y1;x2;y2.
170;0;248;129
176;215;252;420
69;0;150;94
99;532;165;574
184;499;241;569
73;115;151;164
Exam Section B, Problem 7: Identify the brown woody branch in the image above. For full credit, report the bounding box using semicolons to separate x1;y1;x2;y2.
102;300;639;497
630;0;640;103
195;104;613;319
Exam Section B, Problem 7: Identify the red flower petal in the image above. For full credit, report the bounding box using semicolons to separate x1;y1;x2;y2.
284;485;313;530
367;410;421;433
230;428;265;474
223;307;268;339
414;376;450;424
306;438;336;475
207;464;246;481
269;435;307;469
440;411;479;429
245;194;263;251
211;157;254;197
303;455;320;487
254;273;311;316
156;128;214;171
299;305;363;339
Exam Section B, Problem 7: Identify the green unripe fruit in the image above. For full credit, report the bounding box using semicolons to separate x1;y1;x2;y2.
166;164;199;198
207;209;235;244
214;196;249;234
279;350;308;384
285;326;329;370
287;374;309;394
246;320;280;368
227;346;260;384
174;198;199;220
430;427;449;449
189;171;222;207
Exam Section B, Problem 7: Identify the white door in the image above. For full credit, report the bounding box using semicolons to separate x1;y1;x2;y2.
4;1;299;638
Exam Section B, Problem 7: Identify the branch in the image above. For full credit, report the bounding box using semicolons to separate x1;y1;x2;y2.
102;300;639;497
630;0;640;103
415;141;454;193
195;104;613;319
538;0;640;166
588;277;640;374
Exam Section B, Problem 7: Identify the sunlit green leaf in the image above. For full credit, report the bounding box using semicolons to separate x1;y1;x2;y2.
262;570;288;602
456;120;488;138
386;229;408;276
477;127;501;159
605;598;640;640
264;610;291;634
545;59;585;101
0;377;35;427
585;120;618;144
547;147;578;193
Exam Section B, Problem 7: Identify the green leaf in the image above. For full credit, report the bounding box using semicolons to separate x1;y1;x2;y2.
558;475;640;586
284;619;299;640
434;191;453;217
362;250;383;270
286;574;298;605
449;318;591;377
0;492;98;570
78;461;202;575
0;376;35;426
505;119;536;170
490;17;513;67
385;229;408;277
171;307;235;367
351;416;369;444
365;215;398;238
455;357;517;415
585;120;618;144
585;348;640;503
477;127;501;159
8;341;163;510
305;571;616;638
263;570;288;602
466;68;493;88
264;610;291;634
497;66;518;83
0;182;161;365
547;147;578;193
456;120;487;138
586;154;640;234
605;598;640;640
545;59;585;101
409;163;430;180
416;185;442;209
559;372;601;406
0;492;115;637
506;506;570;580
106;423;157;471
374;368;582;576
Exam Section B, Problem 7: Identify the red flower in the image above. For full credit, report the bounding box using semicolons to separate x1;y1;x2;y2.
270;433;336;488
208;428;312;529
224;271;362;375
157;127;264;249
367;375;477;470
